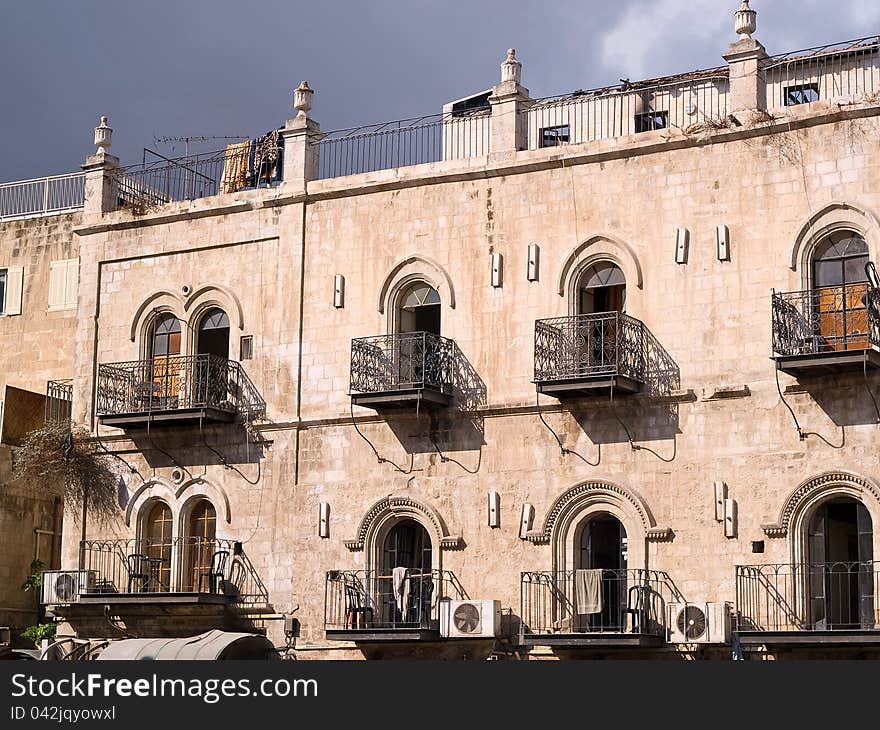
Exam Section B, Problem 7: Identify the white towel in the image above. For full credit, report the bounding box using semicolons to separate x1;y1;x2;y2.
575;569;603;615
392;567;410;618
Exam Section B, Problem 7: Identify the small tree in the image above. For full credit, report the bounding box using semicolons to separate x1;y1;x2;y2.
13;422;121;569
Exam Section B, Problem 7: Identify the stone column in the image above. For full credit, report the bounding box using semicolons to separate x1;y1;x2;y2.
723;1;768;120
488;49;533;156
81;116;120;216
281;81;321;192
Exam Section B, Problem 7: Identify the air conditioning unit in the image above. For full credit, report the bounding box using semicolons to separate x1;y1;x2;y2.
439;599;501;639
667;602;730;644
40;570;96;605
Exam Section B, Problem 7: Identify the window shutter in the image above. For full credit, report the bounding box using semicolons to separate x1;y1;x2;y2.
5;265;23;316
48;261;66;311
64;259;79;309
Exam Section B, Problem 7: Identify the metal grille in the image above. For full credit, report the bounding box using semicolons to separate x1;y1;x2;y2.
736;562;879;632
316;110;490;180
95;354;265;420
526;71;729;149
350;332;455;394
771;285;880;357
766;36;880;110
80;537;269;607
0;173;85;221
324;569;466;631
534;312;646;383
45;379;73;424
520;569;674;635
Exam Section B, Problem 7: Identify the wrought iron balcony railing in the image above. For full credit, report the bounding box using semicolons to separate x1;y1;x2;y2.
324;569;467;632
520;569;675;636
350;331;455;396
772;284;880;357
736;562;880;632
96;354;265;421
534;311;647;385
80;537;269;607
45;379;72;424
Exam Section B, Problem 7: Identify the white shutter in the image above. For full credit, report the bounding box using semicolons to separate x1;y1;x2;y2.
47;258;79;311
5;265;23;316
64;258;79;309
48;261;66;311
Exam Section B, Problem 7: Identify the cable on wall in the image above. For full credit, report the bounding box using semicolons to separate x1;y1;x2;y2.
349;401;415;475
535;393;600;466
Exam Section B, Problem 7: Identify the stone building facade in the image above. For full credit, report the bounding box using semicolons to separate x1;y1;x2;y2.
4;2;880;658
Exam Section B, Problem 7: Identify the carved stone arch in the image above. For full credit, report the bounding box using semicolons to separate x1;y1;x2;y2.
175;477;232;525
789;202;880;285
378;255;456;318
524;479;671;572
184;284;245;332
344;495;462;566
125;478;178;528
557;235;645;309
128;290;185;344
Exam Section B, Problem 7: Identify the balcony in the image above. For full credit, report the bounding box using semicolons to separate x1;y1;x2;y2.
771;285;880;376
736;562;880;647
50;537;270;637
534;312;648;398
349;332;457;410
520;569;674;648
324;569;466;642
96;354;265;428
45;379;72;424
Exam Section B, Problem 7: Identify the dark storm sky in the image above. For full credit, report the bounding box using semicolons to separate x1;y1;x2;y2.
0;0;876;181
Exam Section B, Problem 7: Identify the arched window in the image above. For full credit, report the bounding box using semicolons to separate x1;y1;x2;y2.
379;520;433;628
577;262;626;315
185;499;218;592
143;501;173;592
397;283;441;336
148;313;181;358
197;308;230;359
807;497;873;630
575;514;627;632
811;232;870;351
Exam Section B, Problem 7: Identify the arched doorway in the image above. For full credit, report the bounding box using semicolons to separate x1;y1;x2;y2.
810;231;869;352
575;514;627;631
143;501;173;592
195;308;230;405
807;497;874;629
378;519;433;628
395;283;441;389
575;262;626;374
147;313;181;409
184;499;218;592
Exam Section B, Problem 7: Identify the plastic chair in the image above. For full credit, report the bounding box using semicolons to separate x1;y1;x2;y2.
344;577;374;629
198;550;229;593
125;554;150;593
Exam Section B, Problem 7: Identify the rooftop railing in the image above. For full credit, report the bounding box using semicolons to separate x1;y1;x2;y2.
766;35;880;110
736;562;880;632
0;173;85;221
316;109;490;180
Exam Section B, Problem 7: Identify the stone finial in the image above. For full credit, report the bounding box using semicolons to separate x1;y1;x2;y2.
734;0;757;39
94;116;112;153
500;48;522;85
293;81;314;119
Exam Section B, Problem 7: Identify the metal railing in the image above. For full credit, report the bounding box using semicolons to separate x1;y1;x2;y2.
736;562;880;632
114;141;281;209
316;110;490;180
80;537;269;607
521;569;675;635
350;331;456;395
45;379;72;424
324;569;466;631
771;284;880;357
0;173;85;221
534;311;647;384
96;354;265;420
766;36;880;110
526;70;729;150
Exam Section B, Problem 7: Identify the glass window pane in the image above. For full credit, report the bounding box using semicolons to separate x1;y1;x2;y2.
814;259;843;287
845;254;869;284
0;271;6;314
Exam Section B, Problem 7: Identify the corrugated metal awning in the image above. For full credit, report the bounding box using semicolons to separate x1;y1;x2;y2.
96;630;277;660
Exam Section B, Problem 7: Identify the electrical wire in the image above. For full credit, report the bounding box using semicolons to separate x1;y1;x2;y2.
535;393;600;466
349;401;415;474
